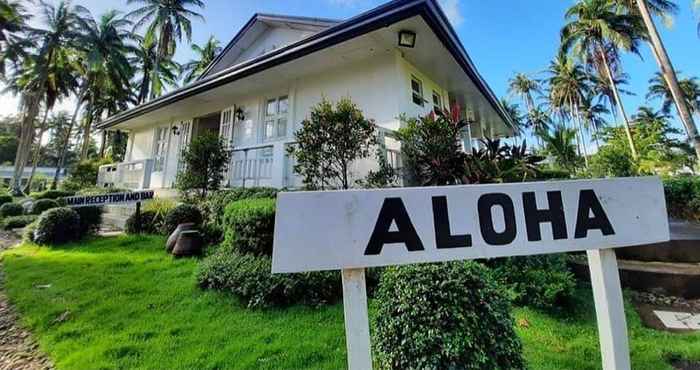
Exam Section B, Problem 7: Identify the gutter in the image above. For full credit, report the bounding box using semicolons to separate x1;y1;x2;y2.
98;0;513;130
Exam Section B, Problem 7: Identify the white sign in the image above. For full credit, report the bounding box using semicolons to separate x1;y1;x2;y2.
272;177;669;273
63;190;155;207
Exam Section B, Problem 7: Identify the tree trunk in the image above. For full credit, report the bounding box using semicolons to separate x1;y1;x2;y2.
11;93;41;195
52;93;84;189
98;129;107;158
636;0;700;161
573;103;589;168
598;46;638;160
80;116;93;160
23;107;51;193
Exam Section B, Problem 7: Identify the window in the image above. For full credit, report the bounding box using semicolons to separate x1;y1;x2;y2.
387;149;402;171
153;127;168;172
411;76;424;106
432;91;442;114
264;95;289;140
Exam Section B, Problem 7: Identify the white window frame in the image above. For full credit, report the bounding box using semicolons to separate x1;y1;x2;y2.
220;108;234;148
152;126;168;172
432;90;443;114
263;95;289;141
411;76;424;107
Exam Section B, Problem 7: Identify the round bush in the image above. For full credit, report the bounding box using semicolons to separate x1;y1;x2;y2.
75;206;103;235
163;204;203;235
31;199;60;215
2;215;38;230
197;246;340;308
34;207;81;245
373;261;525;370
31;189;75;200
222;198;275;256
125;210;159;234
22;220;38;243
0;194;13;206
0;203;24;217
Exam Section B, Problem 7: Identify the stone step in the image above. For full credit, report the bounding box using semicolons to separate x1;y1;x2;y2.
571;258;700;299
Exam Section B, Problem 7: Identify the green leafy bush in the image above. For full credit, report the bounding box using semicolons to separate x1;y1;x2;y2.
142;198;177;232
74;206;103;235
485;254;576;309
33;207;81;245
664;176;700;221
197;246;341;308
2;215;38;230
163;204;202;235
176;132;230;199
76;187;128;196
30;189;75;200
222;198;275;256
22;220;38;243
373;261;525;370
0;194;13;206
125;210;159;234
0;203;23;217
199;187;279;244
30;199;59;215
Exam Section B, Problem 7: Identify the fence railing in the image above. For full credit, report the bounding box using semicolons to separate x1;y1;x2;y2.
97;159;154;190
229;144;274;188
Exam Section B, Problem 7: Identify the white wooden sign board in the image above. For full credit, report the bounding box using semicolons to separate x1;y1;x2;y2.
271;177;670;370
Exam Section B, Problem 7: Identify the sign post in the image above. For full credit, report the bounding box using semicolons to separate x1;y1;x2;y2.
272;177;670;370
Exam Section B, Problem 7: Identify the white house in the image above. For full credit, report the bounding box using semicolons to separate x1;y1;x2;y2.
96;0;514;195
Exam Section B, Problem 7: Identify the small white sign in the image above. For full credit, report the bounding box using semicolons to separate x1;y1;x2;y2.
654;311;700;330
272;177;669;273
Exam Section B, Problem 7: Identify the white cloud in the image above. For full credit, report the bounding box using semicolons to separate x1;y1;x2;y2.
438;0;464;27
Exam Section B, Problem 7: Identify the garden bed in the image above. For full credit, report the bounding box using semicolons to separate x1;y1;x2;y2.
1;235;699;369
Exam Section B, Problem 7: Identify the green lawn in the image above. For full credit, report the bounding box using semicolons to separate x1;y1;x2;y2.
1;235;699;369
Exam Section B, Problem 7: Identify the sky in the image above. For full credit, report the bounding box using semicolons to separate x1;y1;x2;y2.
1;0;699;138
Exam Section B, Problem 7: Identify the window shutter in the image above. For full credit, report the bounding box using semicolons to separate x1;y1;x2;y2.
220;108;234;148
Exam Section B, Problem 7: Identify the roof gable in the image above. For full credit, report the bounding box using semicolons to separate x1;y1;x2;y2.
199;14;339;79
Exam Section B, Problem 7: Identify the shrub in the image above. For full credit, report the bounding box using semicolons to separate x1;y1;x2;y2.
76;187;129;196
0;203;24;217
30;189;75;200
34;207;81;245
163;204;202;235
22;220;38;243
30;199;59;215
2;215;38;230
373;261;525;370
199;187;279;244
142;198;177;232
176;132;229;199
74;206;103;235
664;176;700;221
222;198;275;256
485;254;576;309
0;194;13;206
60;159;112;192
125;210;159;234
197;247;341;308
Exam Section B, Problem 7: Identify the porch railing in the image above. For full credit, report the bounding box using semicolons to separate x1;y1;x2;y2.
97;159;154;190
230;144;274;188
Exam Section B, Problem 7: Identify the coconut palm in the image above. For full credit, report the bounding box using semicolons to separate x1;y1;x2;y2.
181;35;221;84
541;124;581;172
500;98;526;141
561;0;645;159
647;72;700;116
579;92;610;149
0;0;32;78
526;105;553;140
127;0;204;100
131;37;180;104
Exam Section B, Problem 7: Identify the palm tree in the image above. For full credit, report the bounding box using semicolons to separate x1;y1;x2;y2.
647;72;700;116
181;35;220;84
74;8;135;160
526;105;553;140
508;72;543;145
127;0;204;101
579;92;610;149
616;0;700;161
541;124;581;172
132;37;180;104
0;0;32;78
9;0;81;195
561;0;645;159
500;98;526;141
547;53;592;165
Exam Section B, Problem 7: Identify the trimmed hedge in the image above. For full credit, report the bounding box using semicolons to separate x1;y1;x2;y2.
75;206;103;235
31;189;75;200
30;199;59;215
222;198;275;256
0;194;13;206
373;262;525;369
163;204;202;235
125;210;159;234
2;215;38;230
199;187;279;244
485;254;576;309
197;246;341;308
0;203;23;217
33;207;81;245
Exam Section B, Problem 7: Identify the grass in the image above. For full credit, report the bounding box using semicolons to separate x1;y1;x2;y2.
1;235;699;369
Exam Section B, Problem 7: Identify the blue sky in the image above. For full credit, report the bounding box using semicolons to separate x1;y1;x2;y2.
2;0;700;135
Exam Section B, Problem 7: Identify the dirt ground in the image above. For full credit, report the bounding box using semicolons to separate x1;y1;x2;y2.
0;230;53;370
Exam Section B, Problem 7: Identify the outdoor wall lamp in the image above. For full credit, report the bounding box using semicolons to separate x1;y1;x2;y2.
235;107;246;121
171;124;180;136
398;30;416;48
